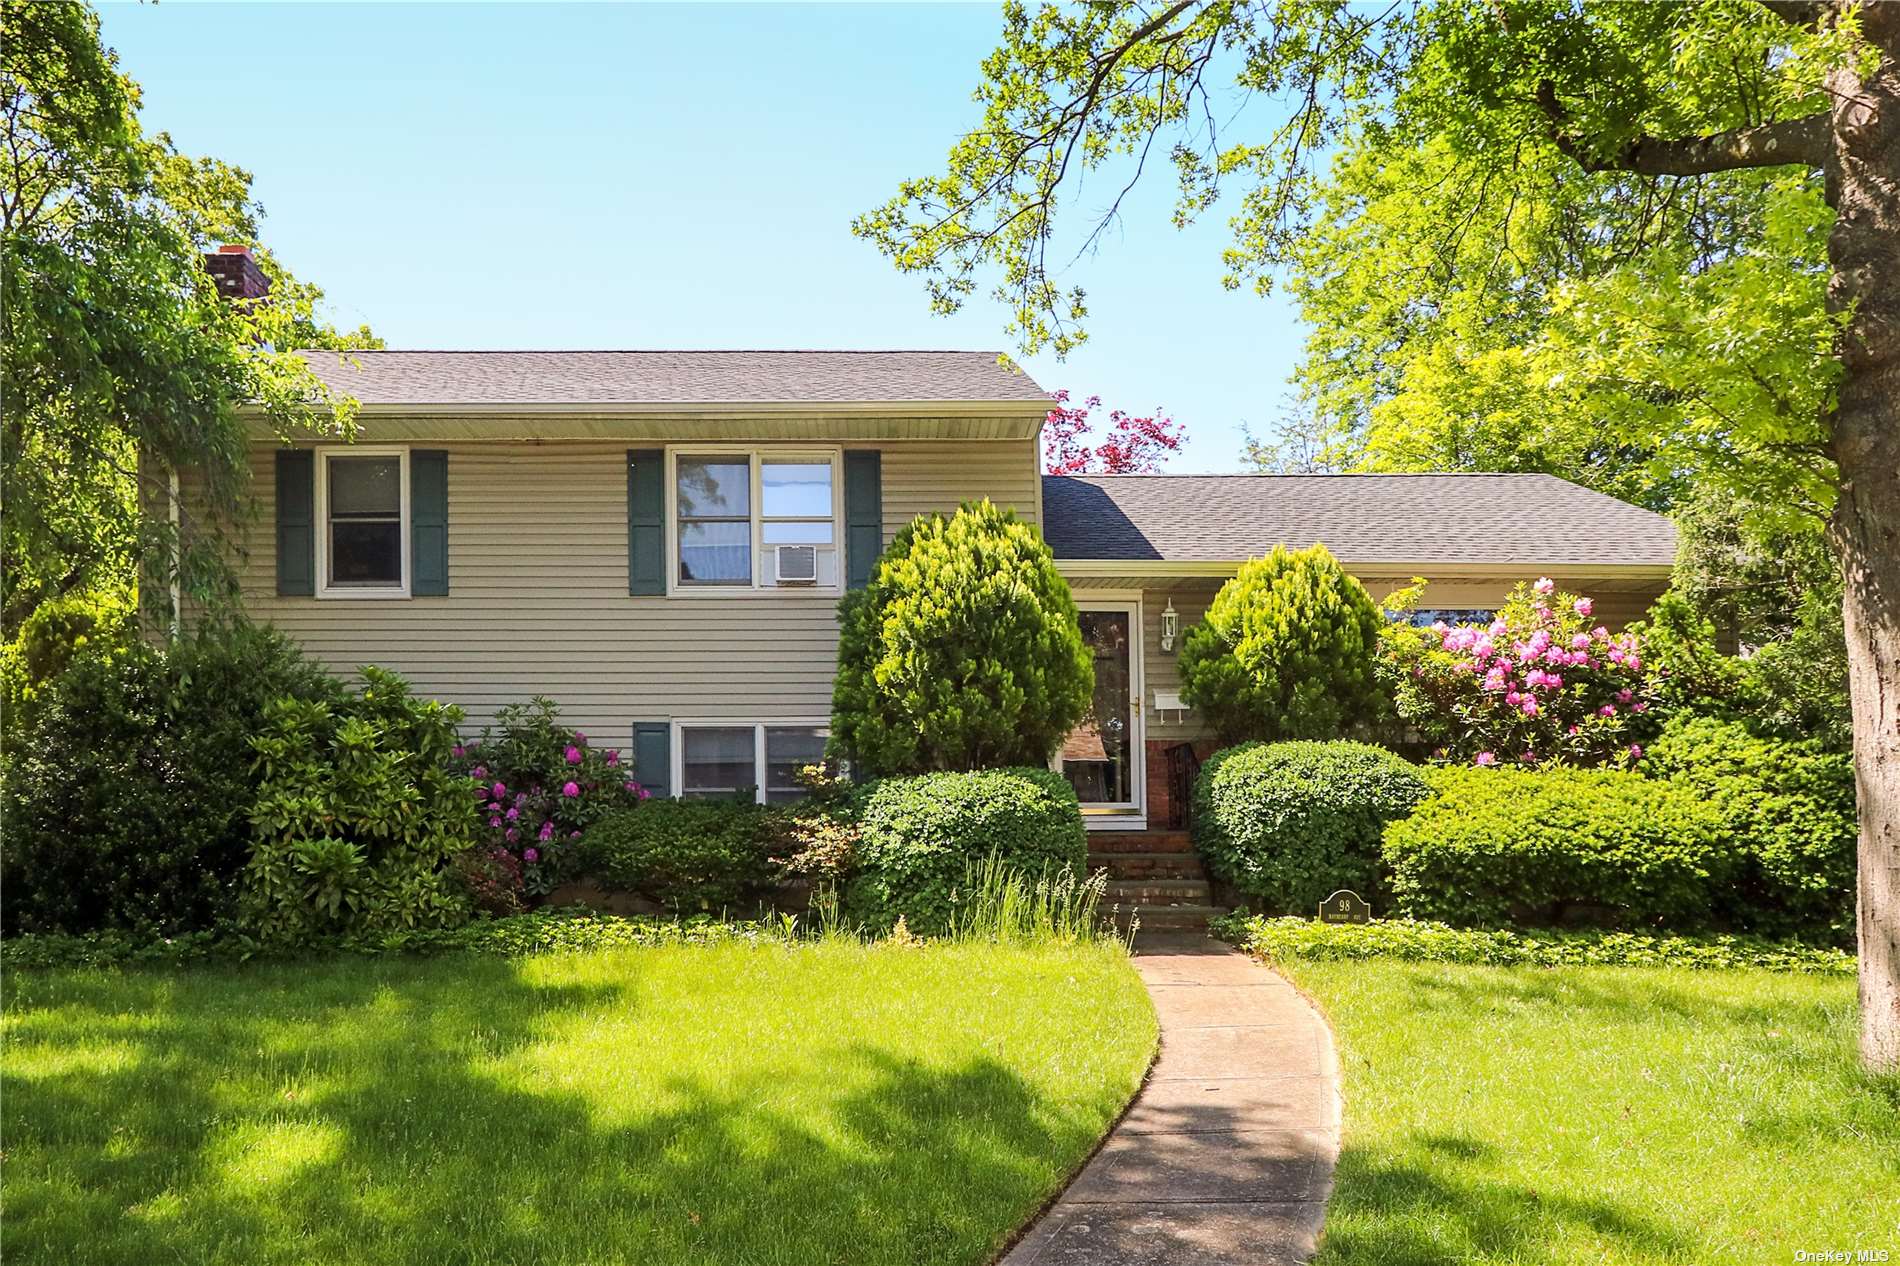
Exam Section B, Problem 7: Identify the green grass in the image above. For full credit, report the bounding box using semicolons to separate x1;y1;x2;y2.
3;939;1156;1265
1285;959;1900;1265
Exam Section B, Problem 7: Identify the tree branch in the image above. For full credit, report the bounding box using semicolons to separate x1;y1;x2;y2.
1753;0;1832;27
1537;80;1830;174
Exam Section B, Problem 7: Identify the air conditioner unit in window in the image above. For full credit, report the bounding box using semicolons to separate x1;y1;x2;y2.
774;543;819;585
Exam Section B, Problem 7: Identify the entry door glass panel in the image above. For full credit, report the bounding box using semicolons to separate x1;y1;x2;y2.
1060;610;1133;805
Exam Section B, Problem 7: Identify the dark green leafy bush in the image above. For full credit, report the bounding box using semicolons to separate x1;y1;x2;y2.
1645;714;1857;942
1178;544;1390;743
0;587;134;721
242;667;475;947
1;623;341;937
830;499;1092;776
845;768;1086;935
578;800;776;912
1213;912;1854;975
1382;767;1729;929
1193;741;1430;913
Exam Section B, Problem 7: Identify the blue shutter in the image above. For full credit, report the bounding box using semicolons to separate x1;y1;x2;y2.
410;450;449;596
843;450;882;590
631;722;671;797
628;449;665;595
275;449;315;596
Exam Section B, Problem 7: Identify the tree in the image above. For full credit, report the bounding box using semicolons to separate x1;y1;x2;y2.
0;0;376;633
854;0;1900;1072
830;500;1093;776
1043;389;1185;472
1177;544;1389;743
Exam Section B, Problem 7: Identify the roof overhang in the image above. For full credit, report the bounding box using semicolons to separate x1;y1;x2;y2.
1055;558;1674;583
240;399;1047;443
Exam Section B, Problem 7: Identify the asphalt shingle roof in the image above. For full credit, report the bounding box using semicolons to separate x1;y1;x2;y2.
295;350;1050;406
1042;473;1677;568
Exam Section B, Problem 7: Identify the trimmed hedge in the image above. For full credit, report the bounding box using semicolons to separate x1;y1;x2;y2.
1382;766;1729;929
1193;741;1430;913
1212;912;1855;975
845;768;1086;935
1645;714;1857;943
578;800;777;913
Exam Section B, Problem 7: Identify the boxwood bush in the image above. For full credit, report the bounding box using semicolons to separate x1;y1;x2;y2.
1645;714;1858;943
845;768;1085;935
1193;741;1431;913
1382;767;1730;929
578;799;777;913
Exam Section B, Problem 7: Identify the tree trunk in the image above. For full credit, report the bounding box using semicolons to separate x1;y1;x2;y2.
1824;10;1900;1073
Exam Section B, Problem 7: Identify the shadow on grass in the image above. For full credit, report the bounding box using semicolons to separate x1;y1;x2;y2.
1318;1140;1689;1265
4;955;1099;1266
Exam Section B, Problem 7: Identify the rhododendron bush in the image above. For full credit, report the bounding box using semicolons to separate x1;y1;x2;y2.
450;697;649;903
1378;578;1661;768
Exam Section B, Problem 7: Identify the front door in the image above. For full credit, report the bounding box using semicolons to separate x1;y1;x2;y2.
1058;600;1144;823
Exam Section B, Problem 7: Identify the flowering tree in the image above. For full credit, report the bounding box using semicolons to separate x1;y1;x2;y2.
1379;579;1661;768
450;697;649;901
1043;390;1184;474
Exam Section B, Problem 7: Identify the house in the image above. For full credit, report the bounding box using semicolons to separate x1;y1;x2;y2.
209;344;1676;831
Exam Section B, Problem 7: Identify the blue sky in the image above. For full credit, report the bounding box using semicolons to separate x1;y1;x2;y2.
99;3;1307;472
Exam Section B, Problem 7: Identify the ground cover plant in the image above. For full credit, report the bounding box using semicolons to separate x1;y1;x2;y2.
1272;957;1896;1264
3;937;1155;1266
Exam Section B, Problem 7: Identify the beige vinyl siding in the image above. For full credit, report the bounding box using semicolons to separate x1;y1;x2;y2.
1074;573;1664;744
212;436;1042;742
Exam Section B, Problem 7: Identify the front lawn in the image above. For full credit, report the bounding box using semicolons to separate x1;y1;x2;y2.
3;939;1155;1265
1286;959;1899;1265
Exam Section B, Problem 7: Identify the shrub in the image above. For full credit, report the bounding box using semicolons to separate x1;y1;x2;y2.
1645;714;1857;942
0;587;135;721
1382;766;1729;929
451;697;650;901
578;799;776;912
845;768;1086;935
830;499;1092;776
1177;544;1390;744
1379;577;1662;767
1193;741;1430;913
1212;913;1855;975
1;623;342;937
242;667;475;947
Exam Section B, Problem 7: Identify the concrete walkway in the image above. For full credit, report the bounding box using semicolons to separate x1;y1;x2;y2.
999;935;1341;1266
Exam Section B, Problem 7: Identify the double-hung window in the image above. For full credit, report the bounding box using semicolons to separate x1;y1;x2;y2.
677;722;830;804
671;450;840;591
319;448;408;596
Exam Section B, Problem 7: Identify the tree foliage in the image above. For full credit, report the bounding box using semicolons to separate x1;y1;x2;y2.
830;500;1093;777
0;0;377;631
1043;389;1185;472
1177;543;1389;743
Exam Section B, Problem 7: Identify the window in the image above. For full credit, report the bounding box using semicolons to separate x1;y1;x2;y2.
1396;607;1496;628
671;450;839;591
676;722;830;804
319;449;408;596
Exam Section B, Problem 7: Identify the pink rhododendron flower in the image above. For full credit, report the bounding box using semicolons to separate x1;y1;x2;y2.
1520;698;1539;716
492;781;506;798
523;847;539;862
1600;704;1617;717
1521;750;1536;762
505;807;519;821
574;732;587;744
1574;597;1594;617
1571;633;1591;650
1474;752;1498;766
605;749;620;766
624;780;640;793
472;765;488;778
451;745;466;758
1489;619;1509;637
1627;745;1644;761
564;745;582;765
1534;577;1555;595
1506;690;1523;705
562;781;580;797
570;830;581;839
539;820;554;842
638;786;651;800
505;828;519;843
1616;688;1633;703
489;815;502;828
1632;701;1648;713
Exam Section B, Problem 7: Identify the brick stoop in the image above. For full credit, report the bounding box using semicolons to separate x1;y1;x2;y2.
1090;830;1226;933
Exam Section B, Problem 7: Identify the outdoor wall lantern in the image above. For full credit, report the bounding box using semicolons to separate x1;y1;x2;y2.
1161;598;1179;652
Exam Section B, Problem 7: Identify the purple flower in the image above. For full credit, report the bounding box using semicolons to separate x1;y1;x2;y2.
489;815;502;828
1534;577;1556;596
523;847;539;863
451;744;466;758
506;807;520;821
491;781;506;798
1474;752;1498;767
624;780;640;794
565;745;582;765
569;830;581;839
539;820;554;842
1519;697;1539;717
1574;597;1594;617
1627;744;1644;761
574;732;587;744
1632;701;1648;713
1600;704;1617;717
505;828;519;843
471;765;488;778
605;749;620;766
1616;688;1634;703
563;781;580;798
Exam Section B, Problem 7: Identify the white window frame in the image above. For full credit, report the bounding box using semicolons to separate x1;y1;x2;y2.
316;446;411;600
672;719;831;805
664;446;844;597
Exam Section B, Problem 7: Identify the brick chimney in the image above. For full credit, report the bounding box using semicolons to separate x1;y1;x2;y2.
203;244;269;302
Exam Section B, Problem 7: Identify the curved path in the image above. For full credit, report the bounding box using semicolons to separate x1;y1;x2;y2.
1001;934;1341;1266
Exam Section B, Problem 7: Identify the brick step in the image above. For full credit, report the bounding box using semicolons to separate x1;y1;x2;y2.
1112;903;1228;932
1086;830;1194;854
1105;879;1211;905
1088;851;1208;881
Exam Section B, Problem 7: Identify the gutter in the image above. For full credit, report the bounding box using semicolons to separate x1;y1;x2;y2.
1053;559;1676;580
